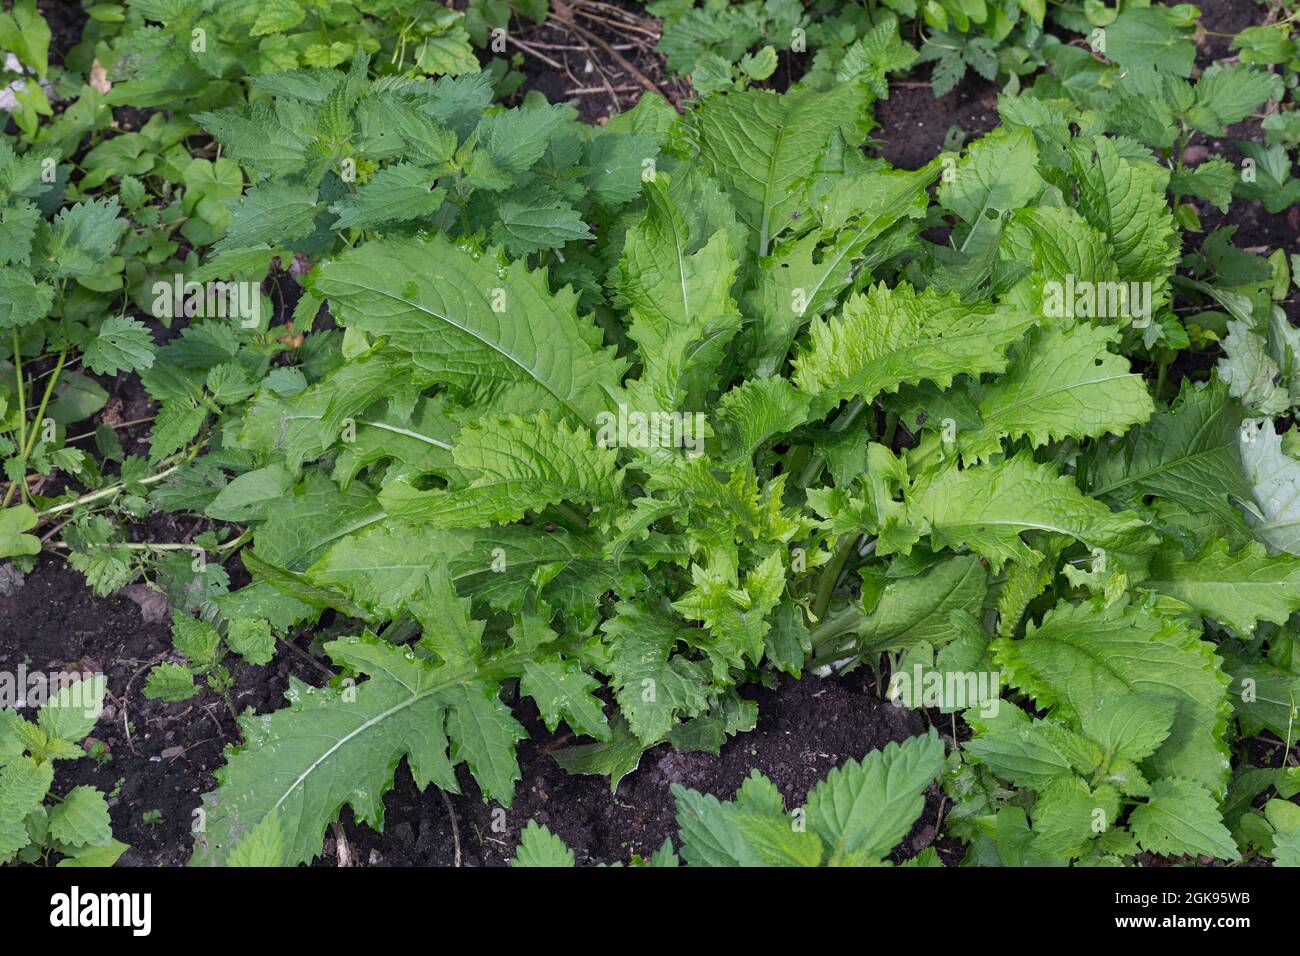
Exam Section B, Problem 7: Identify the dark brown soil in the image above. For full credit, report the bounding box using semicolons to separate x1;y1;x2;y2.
37;0;87;63
325;668;954;867
874;77;1002;169
1197;0;1264;63
0;556;323;866
499;0;691;122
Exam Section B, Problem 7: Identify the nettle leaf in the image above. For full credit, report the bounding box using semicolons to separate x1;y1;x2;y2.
0;756;53;863
0;266;52;328
834;16;918;97
804;729;945;864
83;316;156;377
330;164;446;231
1104;6;1196;77
226;812;286;867
142;663;197;702
48;786;113;849
674;732;944;868
38;675;105;744
529;732;943;867
1080;694;1177;766
32;197;125;278
490;187;592;256
1186;64;1276;136
314;235;626;422
994;597;1233;797
196;104;311;178
414;21;478;77
1129;777;1241;861
226;618;275;666
965;707;1076;791
216;182;322;252
1032;775;1121;860
1169;158;1236;212
511;821;575;867
478;103;573;175
584;132;662;207
0;201;38;264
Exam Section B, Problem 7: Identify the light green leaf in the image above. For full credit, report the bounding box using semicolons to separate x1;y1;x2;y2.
83;316;156;377
905;453;1158;572
1129;777;1240;860
314;236;625;422
0;756;52;862
958;322;1154;462
48;785;112;848
617;176;739;411
379;412;623;528
0;505;41;559
227;811;285;866
994;598;1233;796
520;659;611;741
793;282;1033;418
142;663;197;702
511;820;575;867
693;84;869;254
1240;418;1300;554
804;730;945;864
938;126;1044;226
38;675;105;744
1143;539;1300;634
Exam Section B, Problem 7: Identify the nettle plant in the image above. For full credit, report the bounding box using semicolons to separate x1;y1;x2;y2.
150;49;1297;866
652;0;923;96
0;675;128;867
0;137;150;551
191;55;677;269
94;0;480;114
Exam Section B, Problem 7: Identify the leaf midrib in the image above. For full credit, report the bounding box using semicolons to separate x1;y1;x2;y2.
327;273;584;420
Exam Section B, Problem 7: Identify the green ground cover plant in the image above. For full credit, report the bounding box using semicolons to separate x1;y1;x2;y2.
0;0;1297;869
